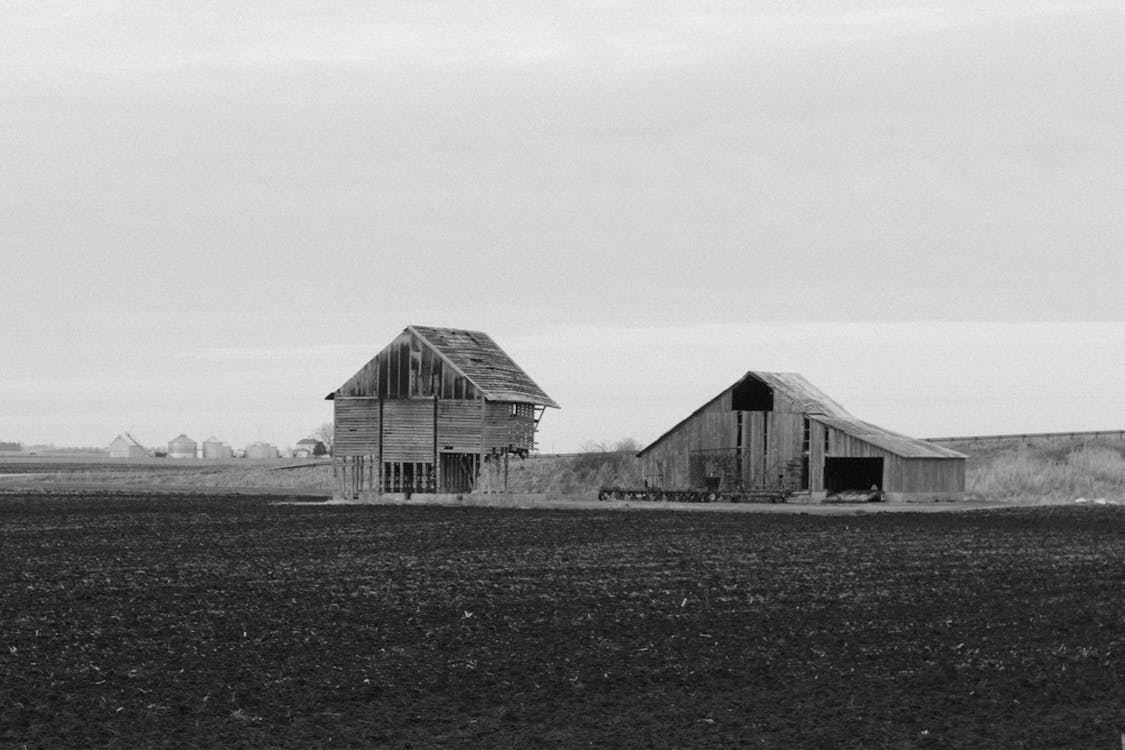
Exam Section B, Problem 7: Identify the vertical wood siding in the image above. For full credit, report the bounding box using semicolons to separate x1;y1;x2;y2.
819;427;965;492
641;377;964;494
641;387;806;489
335;331;481;400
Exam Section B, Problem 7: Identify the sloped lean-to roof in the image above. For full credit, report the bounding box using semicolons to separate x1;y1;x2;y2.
810;416;967;460
329;326;558;408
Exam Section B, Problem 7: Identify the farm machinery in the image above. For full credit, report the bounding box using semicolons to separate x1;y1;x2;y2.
599;450;801;504
596;485;792;504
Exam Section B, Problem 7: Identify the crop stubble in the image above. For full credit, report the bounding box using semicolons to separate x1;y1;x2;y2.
1;492;1123;748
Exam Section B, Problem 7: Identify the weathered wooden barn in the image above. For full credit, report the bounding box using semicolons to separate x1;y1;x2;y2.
327;326;558;497
637;371;966;501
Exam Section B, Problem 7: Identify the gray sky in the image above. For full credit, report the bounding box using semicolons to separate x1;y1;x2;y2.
3;1;1124;451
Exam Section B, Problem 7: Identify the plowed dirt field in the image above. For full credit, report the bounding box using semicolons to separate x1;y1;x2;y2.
1;491;1123;748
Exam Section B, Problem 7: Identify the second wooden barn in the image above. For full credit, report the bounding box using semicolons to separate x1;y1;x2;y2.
637;371;966;501
327;326;558;497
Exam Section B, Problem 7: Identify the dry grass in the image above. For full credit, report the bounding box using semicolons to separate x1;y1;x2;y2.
504;451;643;496
951;438;1125;502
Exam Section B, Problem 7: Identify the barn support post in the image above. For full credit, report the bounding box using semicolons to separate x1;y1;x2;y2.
377;398;384;496
432;376;439;493
479;395;486;493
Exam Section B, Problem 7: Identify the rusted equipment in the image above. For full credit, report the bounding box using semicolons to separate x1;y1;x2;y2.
597;486;791;504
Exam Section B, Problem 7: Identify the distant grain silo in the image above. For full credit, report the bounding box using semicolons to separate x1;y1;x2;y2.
202;437;232;459
245;442;279;459
168;434;198;459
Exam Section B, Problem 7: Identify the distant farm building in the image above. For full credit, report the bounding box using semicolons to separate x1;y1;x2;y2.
167;434;197;459
202;437;233;459
245;442;279;460
327;325;558;497
293;438;327;458
109;432;150;459
637;372;966;501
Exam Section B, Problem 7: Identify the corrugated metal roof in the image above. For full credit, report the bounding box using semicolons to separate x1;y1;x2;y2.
409;326;558;408
811;416;967;460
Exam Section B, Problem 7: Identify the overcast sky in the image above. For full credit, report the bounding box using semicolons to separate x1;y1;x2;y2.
3;1;1124;451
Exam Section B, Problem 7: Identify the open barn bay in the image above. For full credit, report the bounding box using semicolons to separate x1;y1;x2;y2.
1;493;1123;748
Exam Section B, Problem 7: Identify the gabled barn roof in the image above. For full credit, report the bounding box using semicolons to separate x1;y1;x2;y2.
409;326;558;407
638;370;965;460
328;326;558;408
747;372;853;419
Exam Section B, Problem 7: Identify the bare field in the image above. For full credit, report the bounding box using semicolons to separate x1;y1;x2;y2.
0;457;333;493
2;490;1124;748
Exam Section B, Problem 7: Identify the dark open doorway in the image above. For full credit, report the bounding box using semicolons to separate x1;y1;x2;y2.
441;452;479;493
824;457;884;492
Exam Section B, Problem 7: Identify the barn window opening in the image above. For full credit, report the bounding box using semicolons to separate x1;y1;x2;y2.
731;375;773;411
802;417;810;453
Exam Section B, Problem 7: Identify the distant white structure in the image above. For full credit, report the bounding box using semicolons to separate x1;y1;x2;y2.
293;438;327;458
109;432;150;459
245;442;279;459
202;437;233;460
168;434;198;459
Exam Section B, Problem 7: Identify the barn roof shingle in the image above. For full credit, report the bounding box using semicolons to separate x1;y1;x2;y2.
408;326;558;408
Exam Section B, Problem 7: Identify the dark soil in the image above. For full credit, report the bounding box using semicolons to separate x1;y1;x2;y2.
1;491;1123;749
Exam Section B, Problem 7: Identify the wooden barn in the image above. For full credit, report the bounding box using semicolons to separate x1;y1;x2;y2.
327;326;558;497
637;371;966;501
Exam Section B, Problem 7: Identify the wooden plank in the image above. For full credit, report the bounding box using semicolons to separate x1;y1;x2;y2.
479;396;486;492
